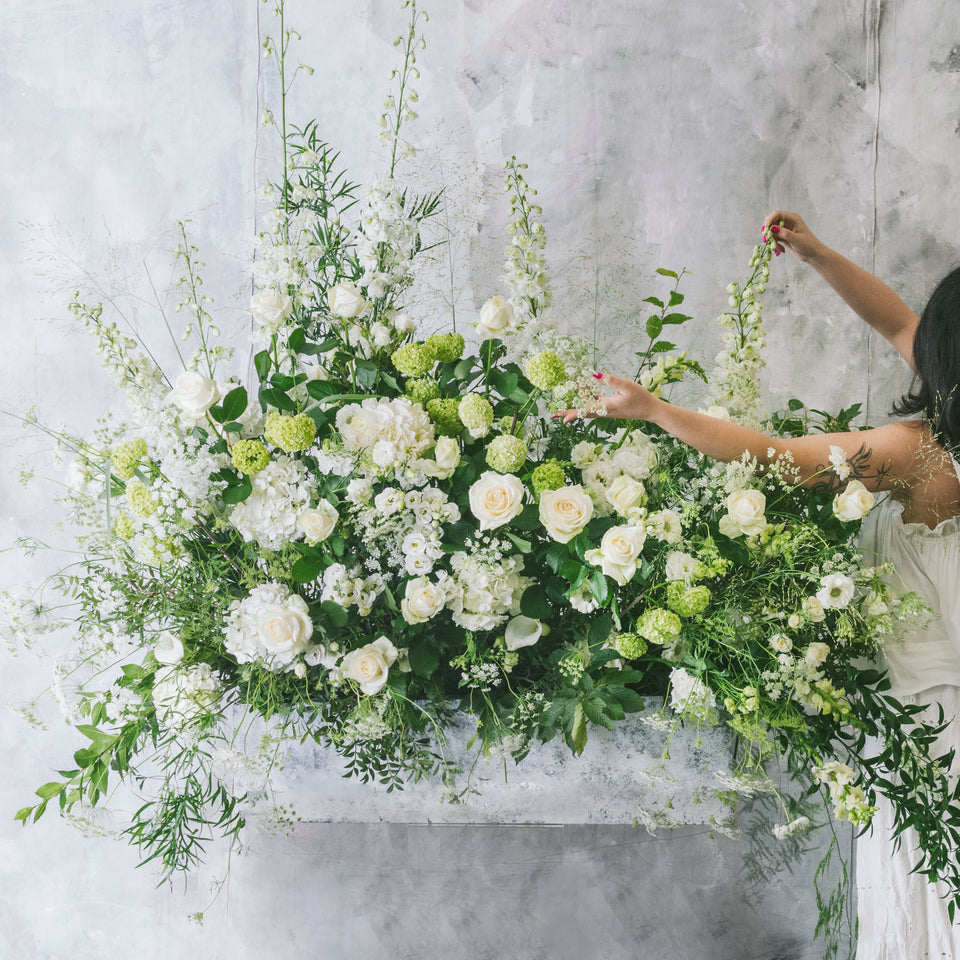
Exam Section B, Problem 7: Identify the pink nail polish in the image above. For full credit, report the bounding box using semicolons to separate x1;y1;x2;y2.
593;372;603;380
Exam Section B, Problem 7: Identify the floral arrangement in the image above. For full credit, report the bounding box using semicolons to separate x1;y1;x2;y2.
5;0;960;944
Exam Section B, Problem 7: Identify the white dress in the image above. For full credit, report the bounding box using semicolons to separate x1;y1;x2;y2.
857;491;960;959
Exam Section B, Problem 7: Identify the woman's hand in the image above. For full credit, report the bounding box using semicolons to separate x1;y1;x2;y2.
553;372;659;425
762;210;828;263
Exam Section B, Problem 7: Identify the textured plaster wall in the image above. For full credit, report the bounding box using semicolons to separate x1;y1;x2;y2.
2;1;959;957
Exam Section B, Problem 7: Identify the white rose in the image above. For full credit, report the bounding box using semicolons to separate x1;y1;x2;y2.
802;596;826;622
369;322;393;347
392;313;417;335
805;641;831;664
504;615;543;651
256;597;313;661
167;371;220;423
401;577;448;624
154;631;184;666
698;405;731;421
586;524;646;585
718;488;767;538
832;480;875;522
340;636;398;695
605;475;647;517
327;280;367;318
419;437;461;480
469;471;525;530
539;485;594;543
297;500;339;543
475;296;516;338
249;288;293;332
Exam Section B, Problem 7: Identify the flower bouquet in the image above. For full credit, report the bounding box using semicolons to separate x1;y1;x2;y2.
5;1;960;944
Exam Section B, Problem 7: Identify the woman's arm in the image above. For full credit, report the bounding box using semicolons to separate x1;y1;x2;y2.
762;210;919;369
557;373;924;494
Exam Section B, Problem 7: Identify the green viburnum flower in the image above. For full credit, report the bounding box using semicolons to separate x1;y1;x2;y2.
391;341;437;378
666;582;711;618
530;460;566;498
113;514;135;540
111;437;147;481
264;411;316;452
125;477;157;517
524;350;566;390
486;434;528;473
458;392;494;438
612;632;648;660
496;415;516;432
231;439;271;475
426;398;462;437
405;377;441;407
636;607;682;646
425;332;465;363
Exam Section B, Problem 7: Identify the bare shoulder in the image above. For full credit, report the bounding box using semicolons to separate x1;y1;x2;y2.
887;420;960;526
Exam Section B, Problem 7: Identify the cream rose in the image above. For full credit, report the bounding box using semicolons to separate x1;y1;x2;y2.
154;631;184;666
469;471;525;530
249;288;293;332
539;485;594;543
718;488;767;538
297;500;339;544
832;480;875;522
605;475;647;517
475;296;516;339
586;524;646;585
256;599;313;662
224;583;314;671
327;280;367;319
167;371;220;423
805;641;831;665
401;576;448;625
340;636;398;695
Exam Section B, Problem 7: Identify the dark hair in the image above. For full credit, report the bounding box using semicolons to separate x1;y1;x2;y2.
892;266;960;450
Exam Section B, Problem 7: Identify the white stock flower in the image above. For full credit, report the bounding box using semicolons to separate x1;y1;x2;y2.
167;371;220;423
816;574;855;610
297;500;339;544
828;445;851;480
224;583;314;671
718;489;767;538
327;280;367;318
154;631;185;666
469;471;525;530
832;480;875;522
153;663;222;728
504;615;543;651
249;288;293;332
474;296;516;338
538;485;594;542
340;637;398;695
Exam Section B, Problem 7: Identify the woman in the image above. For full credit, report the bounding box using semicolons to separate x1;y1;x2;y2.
559;210;960;957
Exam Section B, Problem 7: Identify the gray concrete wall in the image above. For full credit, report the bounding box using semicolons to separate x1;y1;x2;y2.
2;1;958;956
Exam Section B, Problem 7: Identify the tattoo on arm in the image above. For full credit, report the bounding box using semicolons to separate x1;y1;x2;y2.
807;443;892;494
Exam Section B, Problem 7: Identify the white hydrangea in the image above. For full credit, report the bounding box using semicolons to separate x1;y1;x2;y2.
229;455;312;551
668;668;718;724
447;547;531;632
335;397;434;468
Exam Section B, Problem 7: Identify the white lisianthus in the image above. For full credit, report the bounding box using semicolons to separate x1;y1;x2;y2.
605;475;646;517
297;500;339;544
769;633;792;654
647;509;682;543
816;573;855;610
586;524;646;585
469;471;525;530
718;489;767;538
401;576;449;624
504;615;543;651
249;288;293;332
224;583;314;671
155;631;185;666
327;280;367;318
167;371;221;423
539;485;594;543
346;477;373;505
832;480;875;522
805;641;831;665
665;550;706;584
475;295;516;338
419;436;460;479
340;636;398;695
